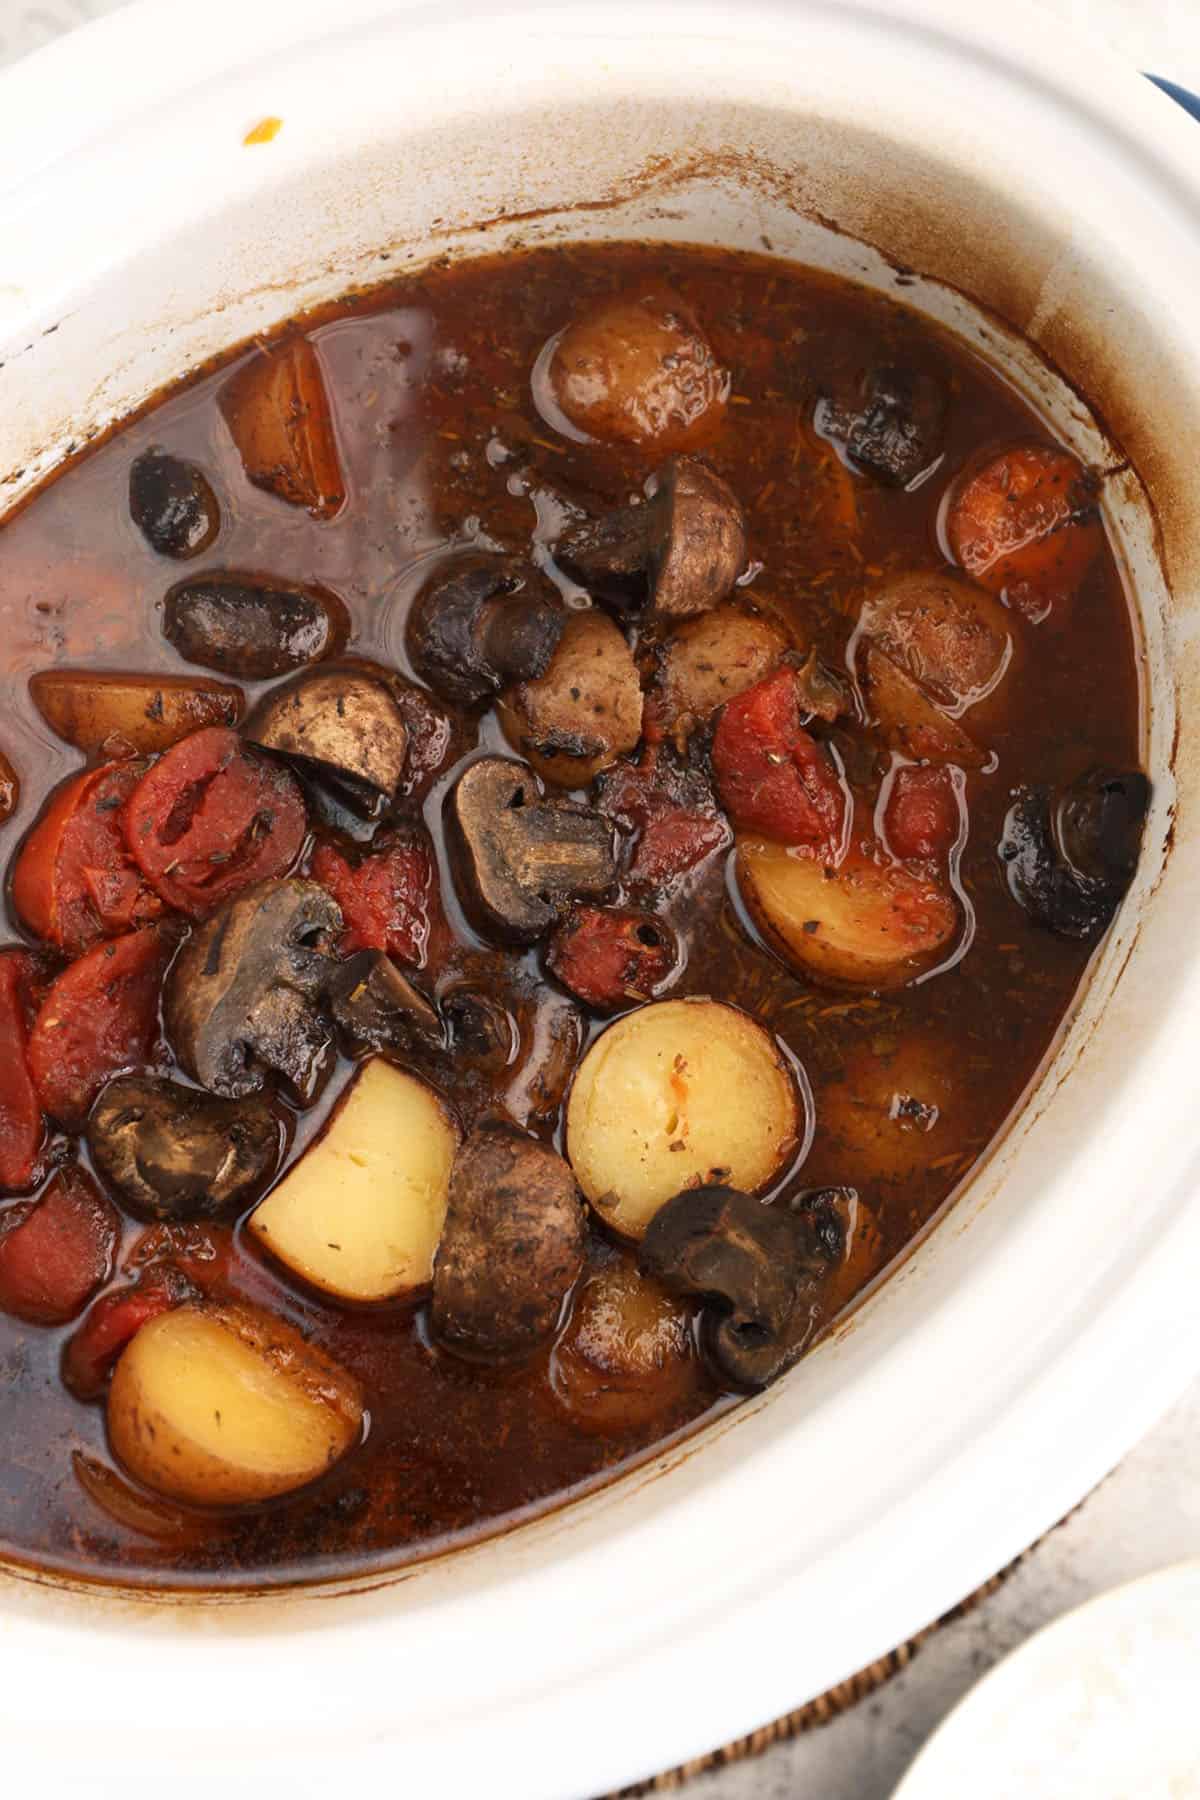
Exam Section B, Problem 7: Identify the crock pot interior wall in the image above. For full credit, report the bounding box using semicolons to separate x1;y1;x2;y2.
0;81;1196;1622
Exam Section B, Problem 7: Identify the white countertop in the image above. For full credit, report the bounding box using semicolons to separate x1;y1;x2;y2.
1;3;1198;1796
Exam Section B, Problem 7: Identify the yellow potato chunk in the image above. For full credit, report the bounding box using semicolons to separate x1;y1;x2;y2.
29;669;244;756
738;838;958;991
566;997;799;1239
108;1300;363;1507
249;1059;458;1302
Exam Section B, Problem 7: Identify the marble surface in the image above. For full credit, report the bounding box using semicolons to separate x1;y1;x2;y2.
1;2;1199;1797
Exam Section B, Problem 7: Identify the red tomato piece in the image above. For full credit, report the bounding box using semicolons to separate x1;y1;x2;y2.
26;928;173;1128
0;951;47;1193
712;667;847;854
122;726;306;918
547;907;678;1012
123;1221;234;1293
11;760;163;955
0;1166;119;1326
61;1272;195;1401
598;746;730;889
946;444;1102;623
310;835;444;966
884;765;961;862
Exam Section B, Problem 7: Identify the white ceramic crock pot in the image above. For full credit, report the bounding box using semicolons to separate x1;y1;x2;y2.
2;3;1200;1795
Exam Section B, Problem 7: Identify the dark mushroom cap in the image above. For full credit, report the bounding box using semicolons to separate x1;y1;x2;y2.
640;1184;823;1390
407;553;565;707
326;949;444;1056
163;575;349;678
555;455;746;619
88;1075;282;1222
165;878;342;1101
1000;767;1149;941
446;755;617;944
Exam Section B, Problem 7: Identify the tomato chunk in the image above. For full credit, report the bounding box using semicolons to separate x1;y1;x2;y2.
124;1221;234;1293
0;952;47;1193
712;667;847;854
122;726;306;918
598;746;730;889
310;835;444;965
946;444;1101;623
0;1166;119;1325
12;760;163;955
61;1272;194;1400
547;907;677;1011
26;928;173;1128
884;766;961;862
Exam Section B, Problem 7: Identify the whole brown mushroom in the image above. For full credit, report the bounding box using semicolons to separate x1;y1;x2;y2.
407;554;566;707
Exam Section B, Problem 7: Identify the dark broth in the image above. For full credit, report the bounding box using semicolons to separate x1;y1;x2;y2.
0;243;1140;1588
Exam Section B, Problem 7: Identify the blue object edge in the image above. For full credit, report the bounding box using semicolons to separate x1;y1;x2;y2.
1148;74;1200;124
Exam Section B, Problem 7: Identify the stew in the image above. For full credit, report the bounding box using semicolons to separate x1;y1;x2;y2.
0;241;1145;1588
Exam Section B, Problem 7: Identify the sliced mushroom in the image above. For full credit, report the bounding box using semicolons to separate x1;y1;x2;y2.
244;662;409;811
498;608;643;788
87;1075;282;1222
432;1119;586;1359
165;878;341;1102
639;1185;822;1389
129;450;221;559
441;988;518;1073
325;949;444;1055
447;755;617;943
999;767;1149;940
817;363;947;488
556;456;746;619
407;554;565;706
163;575;349;678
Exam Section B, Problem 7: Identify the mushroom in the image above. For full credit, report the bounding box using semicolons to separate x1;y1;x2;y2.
431;1118;586;1359
497;608;643;787
446;755;617;943
407;554;566;706
244;662;409;812
325;949;444;1055
165;878;341;1102
555;456;746;619
999;767;1149;940
163;575;349;678
441;987;518;1073
816;363;947;488
88;1075;282;1222
129;449;221;560
639;1185;823;1389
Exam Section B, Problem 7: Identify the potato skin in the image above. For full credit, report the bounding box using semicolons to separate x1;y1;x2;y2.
657;605;788;734
219;337;345;518
547;293;729;452
738;838;958;991
550;1253;696;1433
862;644;985;769
108;1299;363;1507
432;1120;586;1359
499;609;643;788
29;670;244;756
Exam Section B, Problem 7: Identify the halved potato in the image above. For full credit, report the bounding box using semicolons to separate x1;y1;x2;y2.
656;604;788;736
859;571;1013;712
738;837;958;990
818;1037;959;1186
219;336;345;519
248;1059;458;1302
565;997;800;1239
861;645;985;769
550;1253;697;1432
107;1299;363;1507
29;669;244;756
